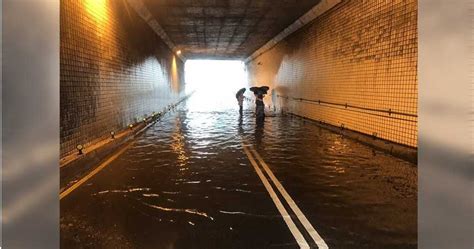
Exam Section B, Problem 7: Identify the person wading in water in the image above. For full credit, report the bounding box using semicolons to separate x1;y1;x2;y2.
255;93;265;123
236;88;246;115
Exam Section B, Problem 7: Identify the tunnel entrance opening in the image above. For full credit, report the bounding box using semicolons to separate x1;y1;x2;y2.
185;60;248;112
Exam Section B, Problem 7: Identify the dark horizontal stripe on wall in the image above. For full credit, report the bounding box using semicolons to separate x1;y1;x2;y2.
277;95;417;122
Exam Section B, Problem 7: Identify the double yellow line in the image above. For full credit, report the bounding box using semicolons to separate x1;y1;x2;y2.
242;144;328;249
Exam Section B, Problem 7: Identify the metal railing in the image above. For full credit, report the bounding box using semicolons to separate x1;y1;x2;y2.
277;95;417;122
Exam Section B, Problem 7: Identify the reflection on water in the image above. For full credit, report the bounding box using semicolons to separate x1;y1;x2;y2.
136;96;415;247
61;93;417;249
254;119;265;149
171;117;188;167
139;201;214;220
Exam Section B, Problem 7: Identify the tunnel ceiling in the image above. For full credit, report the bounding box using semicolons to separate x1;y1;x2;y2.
142;0;321;59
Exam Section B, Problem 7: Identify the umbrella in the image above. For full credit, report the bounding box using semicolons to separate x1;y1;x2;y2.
260;86;270;94
236;88;246;98
249;87;260;93
250;86;270;94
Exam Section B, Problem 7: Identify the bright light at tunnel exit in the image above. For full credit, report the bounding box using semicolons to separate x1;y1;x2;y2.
185;60;248;111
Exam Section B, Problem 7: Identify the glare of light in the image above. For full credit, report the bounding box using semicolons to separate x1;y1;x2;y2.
184;60;248;111
84;0;108;24
176;50;182;55
171;56;180;93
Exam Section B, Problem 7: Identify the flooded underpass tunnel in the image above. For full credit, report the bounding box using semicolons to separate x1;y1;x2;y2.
60;1;418;248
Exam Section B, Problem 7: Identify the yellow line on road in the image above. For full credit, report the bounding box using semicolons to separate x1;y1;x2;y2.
242;145;310;249
60;142;134;200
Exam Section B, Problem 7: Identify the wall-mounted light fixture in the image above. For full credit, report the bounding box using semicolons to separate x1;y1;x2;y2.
110;131;115;139
176;50;182;55
129;124;133;130
76;144;84;155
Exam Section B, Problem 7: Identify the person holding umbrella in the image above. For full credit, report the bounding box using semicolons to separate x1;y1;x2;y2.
250;86;269;122
236;88;246;115
255;93;265;121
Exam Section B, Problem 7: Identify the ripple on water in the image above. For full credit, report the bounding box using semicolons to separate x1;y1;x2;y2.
116;103;417;248
140;201;214;221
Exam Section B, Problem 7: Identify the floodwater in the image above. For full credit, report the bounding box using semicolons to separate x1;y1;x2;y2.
61;93;417;249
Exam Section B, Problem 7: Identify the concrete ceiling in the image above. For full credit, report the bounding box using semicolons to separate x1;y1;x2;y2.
142;0;321;59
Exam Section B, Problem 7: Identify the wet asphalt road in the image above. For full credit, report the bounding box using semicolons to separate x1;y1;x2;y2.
61;94;417;249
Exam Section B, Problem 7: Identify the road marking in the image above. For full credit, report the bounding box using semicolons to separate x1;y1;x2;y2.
242;146;310;249
60;142;134;200
248;145;329;249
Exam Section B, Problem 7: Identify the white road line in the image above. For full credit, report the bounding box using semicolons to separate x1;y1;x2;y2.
249;146;329;249
242;146;310;249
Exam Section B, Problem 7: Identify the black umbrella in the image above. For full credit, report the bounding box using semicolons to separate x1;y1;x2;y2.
260;86;270;94
250;86;270;94
249;87;260;93
236;88;246;98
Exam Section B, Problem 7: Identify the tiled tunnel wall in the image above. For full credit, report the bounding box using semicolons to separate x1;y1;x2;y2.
247;0;417;148
60;0;185;157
